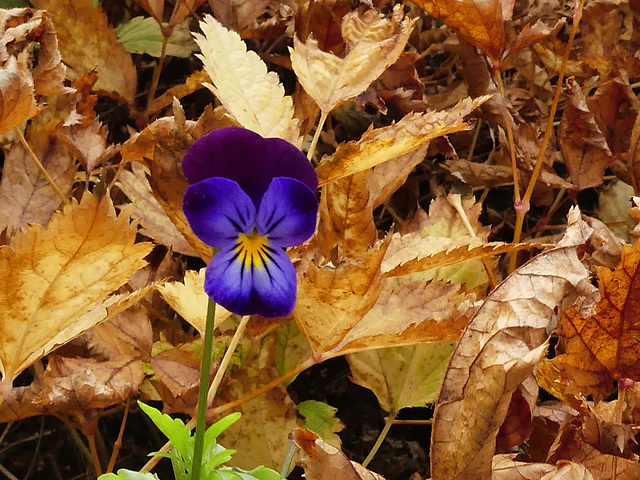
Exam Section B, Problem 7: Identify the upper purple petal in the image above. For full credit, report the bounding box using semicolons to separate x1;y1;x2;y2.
182;177;255;247
182;127;318;207
256;177;318;247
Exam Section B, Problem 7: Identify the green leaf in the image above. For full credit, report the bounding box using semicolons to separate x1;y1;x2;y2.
0;0;30;7
275;321;312;384
297;400;344;448
115;16;198;58
138;401;190;458
98;470;160;480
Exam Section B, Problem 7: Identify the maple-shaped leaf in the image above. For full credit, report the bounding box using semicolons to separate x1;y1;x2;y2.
0;193;153;384
290;5;415;115
194;14;301;146
290;429;387;480
32;0;137;103
431;211;592;480
552;238;640;400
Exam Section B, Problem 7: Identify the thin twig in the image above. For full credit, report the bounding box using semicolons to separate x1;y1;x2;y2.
362;410;398;468
106;399;131;473
307;111;328;161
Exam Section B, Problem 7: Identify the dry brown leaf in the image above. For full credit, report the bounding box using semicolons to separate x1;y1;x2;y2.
290;428;387;480
0;193;152;384
32;0;137;103
0;121;76;235
559;78;613;191
413;0;505;63
294;239;389;354
552;238;640;399
491;454;555;480
290;5;415;113
431;215;592;480
117;162;197;257
0;54;40;134
295;0;350;56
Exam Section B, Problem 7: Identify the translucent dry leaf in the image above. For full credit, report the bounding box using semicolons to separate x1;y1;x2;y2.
552;238;640;399
0;55;40;134
32;0;137;103
431;222;592;480
290;429;387;480
194;14;300;146
348;340;457;413
290;5;415;113
156;268;232;335
0;193;152;384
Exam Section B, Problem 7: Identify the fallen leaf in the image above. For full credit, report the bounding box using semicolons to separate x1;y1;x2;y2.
559;77;613;190
194;14;301;145
156;268;232;335
0;121;76;235
32;0;137;103
431;216;592;480
594;180;634;243
0;193;152;384
348;340;458;413
290;5;415;114
116;17;198;58
290;428;387;480
413;0;505;63
297;400;344;448
552;238;640;400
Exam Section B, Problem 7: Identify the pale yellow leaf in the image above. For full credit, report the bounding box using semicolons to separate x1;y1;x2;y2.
348;340;457;412
32;0;137;103
0;193;153;384
290;5;415;113
118;162;197;257
430;237;592;479
194;15;301;145
156;269;232;335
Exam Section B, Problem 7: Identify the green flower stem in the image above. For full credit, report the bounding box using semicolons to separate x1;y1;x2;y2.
191;299;217;480
280;443;297;479
361;409;398;468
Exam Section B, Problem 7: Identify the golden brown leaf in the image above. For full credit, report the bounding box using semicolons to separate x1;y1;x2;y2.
413;0;505;63
559;77;613;190
0;193;152;384
431;240;592;480
294;239;389;354
290;429;387;480
290;5;415;113
32;0;137;103
552;239;640;399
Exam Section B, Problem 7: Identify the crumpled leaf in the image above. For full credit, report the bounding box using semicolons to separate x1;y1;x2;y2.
552;236;640;400
430;209;593;480
0;193;153;384
194;14;301;146
290;5;415;114
290;428;387;480
31;0;137;103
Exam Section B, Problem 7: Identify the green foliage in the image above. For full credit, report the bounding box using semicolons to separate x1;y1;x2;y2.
102;402;279;480
297;400;344;447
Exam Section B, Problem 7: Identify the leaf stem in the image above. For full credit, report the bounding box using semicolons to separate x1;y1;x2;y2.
15;128;69;205
279;443;297;479
191;299;217;480
307;111;328;161
362;409;398;468
509;0;585;272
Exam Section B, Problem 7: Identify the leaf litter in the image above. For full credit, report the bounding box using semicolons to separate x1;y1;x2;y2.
1;1;640;479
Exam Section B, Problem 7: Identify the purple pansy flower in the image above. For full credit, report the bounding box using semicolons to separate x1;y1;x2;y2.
182;127;318;318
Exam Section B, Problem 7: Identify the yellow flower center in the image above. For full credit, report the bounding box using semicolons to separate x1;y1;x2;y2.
235;230;272;271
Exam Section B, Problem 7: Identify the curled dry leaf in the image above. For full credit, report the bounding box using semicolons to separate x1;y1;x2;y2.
0;193;153;385
290;5;415;114
431;210;592;480
291;428;387;480
32;0;137;103
552;237;640;400
194;14;301;146
559;77;613;191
